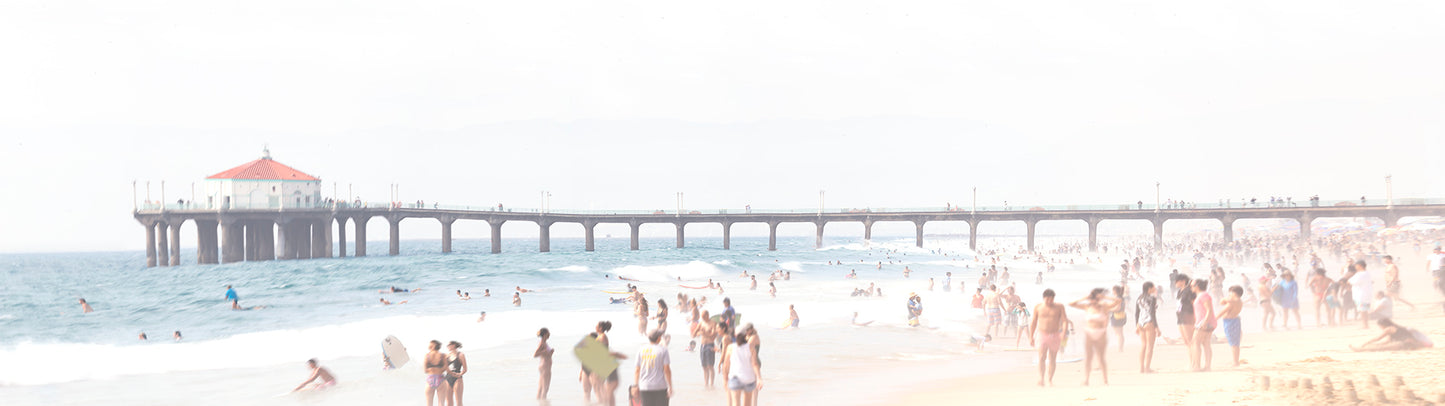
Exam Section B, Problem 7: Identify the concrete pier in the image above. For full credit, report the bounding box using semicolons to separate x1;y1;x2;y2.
1026;220;1037;252
439;217;454;254
914;221;925;248
135;202;1445;266
722;222;732;250
538;221;551;253
675;222;685;249
336;217;348;257
387;217;400;256
156;221;170;266
768;221;779;251
815;221;825;249
144;221;157;267
168;222;182;266
629;222;641;251
584;221;597;252
354;216;368;257
490;220;504;254
196;219;219;264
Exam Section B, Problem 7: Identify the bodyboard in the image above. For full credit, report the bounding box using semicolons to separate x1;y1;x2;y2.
574;336;620;378
382;335;410;369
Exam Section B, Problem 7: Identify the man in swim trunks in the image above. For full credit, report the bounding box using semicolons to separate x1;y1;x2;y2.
697;316;718;389
984;285;1004;337
78;298;93;313
1382;256;1416;311
1029;289;1067;387
1218;286;1244;367
293;358;337;392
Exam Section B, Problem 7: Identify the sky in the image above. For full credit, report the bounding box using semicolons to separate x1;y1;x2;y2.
1;1;1443;253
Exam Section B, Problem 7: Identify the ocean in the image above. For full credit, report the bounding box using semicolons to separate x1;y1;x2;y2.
0;234;1152;406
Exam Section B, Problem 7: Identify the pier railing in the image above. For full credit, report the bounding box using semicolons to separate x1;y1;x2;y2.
140;198;1445;214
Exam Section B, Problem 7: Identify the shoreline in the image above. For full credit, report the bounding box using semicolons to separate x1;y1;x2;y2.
883;246;1445;406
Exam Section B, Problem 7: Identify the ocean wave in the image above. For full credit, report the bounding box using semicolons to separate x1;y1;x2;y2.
607;261;721;282
539;265;591;273
0;309;613;387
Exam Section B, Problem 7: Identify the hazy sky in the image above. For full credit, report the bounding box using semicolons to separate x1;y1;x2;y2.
2;1;1443;253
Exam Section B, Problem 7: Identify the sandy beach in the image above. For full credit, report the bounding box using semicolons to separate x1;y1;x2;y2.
889;246;1445;406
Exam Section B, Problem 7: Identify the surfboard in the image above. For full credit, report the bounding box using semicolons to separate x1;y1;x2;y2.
381;335;410;370
678;284;709;289
573;336;619;378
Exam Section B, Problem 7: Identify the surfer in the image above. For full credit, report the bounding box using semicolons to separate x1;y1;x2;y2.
78;298;93;313
446;341;469;406
379;286;418;294
232;299;265;310
292;358;336;392
225;285;238;303
380;298;407;305
423;341;450;406
1029;289;1067;387
535;328;554;400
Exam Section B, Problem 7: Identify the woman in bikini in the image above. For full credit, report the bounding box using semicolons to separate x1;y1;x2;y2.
446;341;469;406
594;321;628;406
1069;288;1119;386
423;340;450;406
654;299;669;334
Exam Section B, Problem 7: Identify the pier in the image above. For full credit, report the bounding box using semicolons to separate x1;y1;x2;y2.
133;201;1445;267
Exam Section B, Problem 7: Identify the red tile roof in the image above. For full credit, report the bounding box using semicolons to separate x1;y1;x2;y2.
206;158;319;181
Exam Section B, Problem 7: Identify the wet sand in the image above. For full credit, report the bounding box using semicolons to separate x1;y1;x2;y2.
887;246;1445;406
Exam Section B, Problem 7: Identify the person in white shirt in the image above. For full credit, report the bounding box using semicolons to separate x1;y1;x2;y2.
634;330;672;406
1349;261;1374;329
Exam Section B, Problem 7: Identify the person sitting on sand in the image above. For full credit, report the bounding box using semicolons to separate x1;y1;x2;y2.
293;358;337;391
1350;318;1427;352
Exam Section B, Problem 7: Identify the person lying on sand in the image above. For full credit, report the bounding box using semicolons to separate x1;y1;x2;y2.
1351;318;1428;352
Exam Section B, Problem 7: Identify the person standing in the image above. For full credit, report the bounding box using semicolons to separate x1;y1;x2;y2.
1257;274;1276;330
984;285;1004;337
1277;272;1302;329
1135;282;1160;373
446;341;469;406
635;330;673;406
1348;261;1374;329
423;340;450;406
1174;276;1197;347
1219;286;1244;367
1069;288;1118;386
1029;289;1067;387
719;331;760;406
78;298;94;313
1190;280;1217;372
535;328;554;400
1109;285;1128;352
1382;256;1415;311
